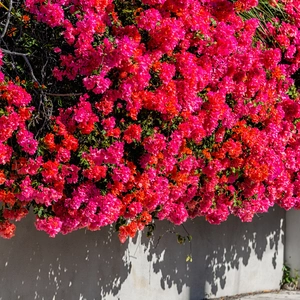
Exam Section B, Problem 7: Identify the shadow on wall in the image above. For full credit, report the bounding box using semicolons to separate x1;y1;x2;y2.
0;213;131;300
0;207;285;300
139;206;285;300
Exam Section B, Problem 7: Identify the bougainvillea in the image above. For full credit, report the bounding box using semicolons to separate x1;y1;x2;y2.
1;0;300;242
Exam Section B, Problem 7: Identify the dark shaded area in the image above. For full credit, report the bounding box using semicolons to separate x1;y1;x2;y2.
292;69;300;89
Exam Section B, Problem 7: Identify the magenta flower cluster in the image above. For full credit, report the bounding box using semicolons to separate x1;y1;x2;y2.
1;0;300;242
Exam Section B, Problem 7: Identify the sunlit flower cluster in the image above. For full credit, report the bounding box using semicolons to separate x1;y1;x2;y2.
1;0;300;242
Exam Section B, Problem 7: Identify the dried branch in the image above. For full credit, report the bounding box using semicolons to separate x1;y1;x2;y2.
0;0;13;38
44;92;83;97
34;94;52;139
0;48;40;84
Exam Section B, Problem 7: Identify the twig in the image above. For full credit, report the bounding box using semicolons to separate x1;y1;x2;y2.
181;224;193;259
0;48;40;84
0;0;13;38
45;92;82;97
0;48;30;56
34;94;52;139
181;224;190;236
41;57;49;81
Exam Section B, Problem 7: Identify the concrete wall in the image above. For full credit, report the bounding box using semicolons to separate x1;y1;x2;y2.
285;209;300;287
0;207;285;300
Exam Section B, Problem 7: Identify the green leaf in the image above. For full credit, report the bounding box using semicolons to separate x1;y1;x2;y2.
177;234;186;245
186;255;193;262
187;235;192;242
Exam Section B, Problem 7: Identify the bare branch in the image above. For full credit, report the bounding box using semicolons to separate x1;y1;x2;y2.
34;94;52;139
0;48;40;84
45;92;83;97
41;56;49;82
0;0;13;38
0;48;29;56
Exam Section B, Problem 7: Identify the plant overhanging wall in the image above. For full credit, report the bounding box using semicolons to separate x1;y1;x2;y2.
0;0;300;242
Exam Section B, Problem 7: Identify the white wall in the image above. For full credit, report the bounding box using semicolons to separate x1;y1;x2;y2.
285;209;300;287
0;207;285;300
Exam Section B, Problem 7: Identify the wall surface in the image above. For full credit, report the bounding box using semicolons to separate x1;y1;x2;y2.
285;209;300;287
0;207;285;300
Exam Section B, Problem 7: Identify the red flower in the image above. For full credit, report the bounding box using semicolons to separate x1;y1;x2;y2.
44;133;57;152
0;170;6;185
82;165;107;182
0;220;16;239
123;124;142;143
62;134;78;151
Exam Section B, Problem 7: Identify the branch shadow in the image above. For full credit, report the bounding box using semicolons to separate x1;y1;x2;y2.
138;206;285;299
0;207;285;300
0;213;131;300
